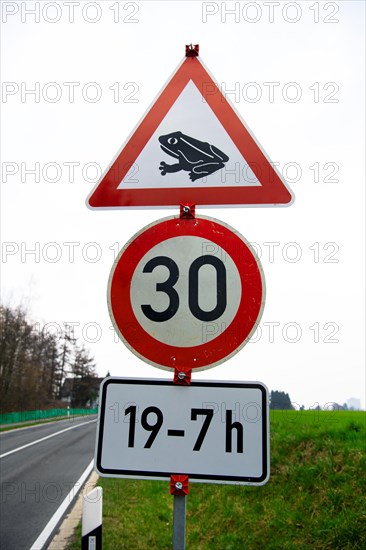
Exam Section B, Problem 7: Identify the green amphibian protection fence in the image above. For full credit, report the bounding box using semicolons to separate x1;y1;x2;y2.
0;408;97;425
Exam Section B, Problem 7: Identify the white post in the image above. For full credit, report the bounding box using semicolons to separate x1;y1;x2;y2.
82;487;102;549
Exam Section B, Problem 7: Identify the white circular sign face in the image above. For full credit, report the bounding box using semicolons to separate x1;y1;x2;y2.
130;236;241;347
108;215;265;372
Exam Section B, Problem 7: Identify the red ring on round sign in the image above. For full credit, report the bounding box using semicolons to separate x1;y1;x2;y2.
108;216;265;371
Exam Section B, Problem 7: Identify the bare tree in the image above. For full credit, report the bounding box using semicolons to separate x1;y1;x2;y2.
0;304;97;413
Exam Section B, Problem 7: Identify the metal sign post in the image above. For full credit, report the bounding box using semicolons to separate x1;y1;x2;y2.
171;475;189;550
86;41;293;550
170;367;191;550
172;491;187;550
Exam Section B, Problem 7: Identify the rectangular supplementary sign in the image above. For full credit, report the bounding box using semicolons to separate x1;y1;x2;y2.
95;378;270;486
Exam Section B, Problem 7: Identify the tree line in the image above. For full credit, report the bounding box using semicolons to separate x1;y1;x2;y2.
270;390;294;410
0;303;98;413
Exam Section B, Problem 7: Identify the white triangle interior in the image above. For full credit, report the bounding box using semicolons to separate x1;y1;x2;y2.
118;81;262;190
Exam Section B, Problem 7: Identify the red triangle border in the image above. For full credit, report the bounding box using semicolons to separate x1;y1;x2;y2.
87;56;294;209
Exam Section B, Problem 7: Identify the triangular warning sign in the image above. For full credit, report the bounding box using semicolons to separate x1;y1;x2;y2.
87;49;294;209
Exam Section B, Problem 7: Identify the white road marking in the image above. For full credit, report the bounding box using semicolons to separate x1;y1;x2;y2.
0;419;97;459
29;459;95;550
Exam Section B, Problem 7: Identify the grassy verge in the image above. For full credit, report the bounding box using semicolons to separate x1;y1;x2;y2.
68;410;366;549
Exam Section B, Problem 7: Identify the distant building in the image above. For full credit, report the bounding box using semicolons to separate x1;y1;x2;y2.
60;376;104;408
332;403;345;411
347;398;361;411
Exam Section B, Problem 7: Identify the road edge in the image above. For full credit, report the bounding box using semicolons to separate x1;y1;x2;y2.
47;469;99;550
27;459;95;549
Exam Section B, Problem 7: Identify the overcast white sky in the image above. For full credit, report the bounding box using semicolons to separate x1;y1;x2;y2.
1;1;365;410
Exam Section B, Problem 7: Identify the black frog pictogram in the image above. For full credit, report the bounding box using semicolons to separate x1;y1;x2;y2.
159;131;229;182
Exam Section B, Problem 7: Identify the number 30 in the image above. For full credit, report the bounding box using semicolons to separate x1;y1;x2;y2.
141;255;227;323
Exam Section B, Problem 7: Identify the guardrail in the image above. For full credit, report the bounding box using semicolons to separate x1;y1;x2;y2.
0;408;98;425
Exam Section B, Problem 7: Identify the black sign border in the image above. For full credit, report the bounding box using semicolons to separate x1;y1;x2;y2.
95;377;269;485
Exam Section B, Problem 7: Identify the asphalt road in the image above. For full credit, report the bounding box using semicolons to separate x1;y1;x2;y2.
0;416;97;550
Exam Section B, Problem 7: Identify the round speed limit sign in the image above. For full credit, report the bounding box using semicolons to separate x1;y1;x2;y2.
108;215;265;371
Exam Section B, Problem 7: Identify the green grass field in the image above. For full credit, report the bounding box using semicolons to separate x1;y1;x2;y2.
69;410;365;549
